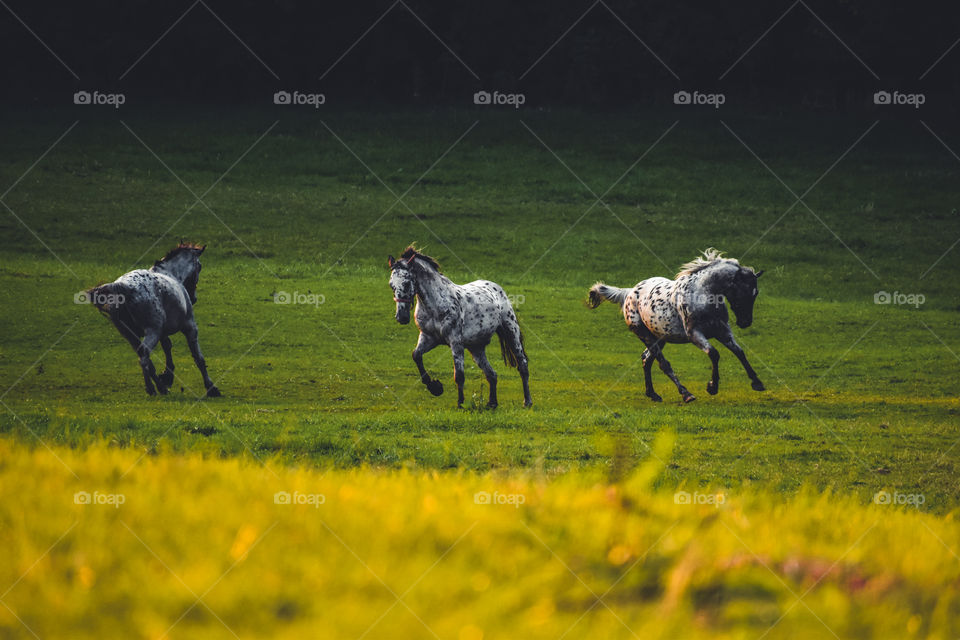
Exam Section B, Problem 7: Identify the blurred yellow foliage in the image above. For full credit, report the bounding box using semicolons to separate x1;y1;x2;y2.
0;438;957;639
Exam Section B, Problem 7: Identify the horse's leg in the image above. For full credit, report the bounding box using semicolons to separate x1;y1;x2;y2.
138;330;166;396
633;330;661;402
689;330;721;395
158;336;175;388
450;343;466;408
413;333;443;396
183;321;221;397
717;330;766;391
113;320;153;395
638;341;663;402
468;345;498;409
657;351;695;403
517;356;532;408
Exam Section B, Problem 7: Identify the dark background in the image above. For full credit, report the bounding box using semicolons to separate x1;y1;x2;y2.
1;0;956;110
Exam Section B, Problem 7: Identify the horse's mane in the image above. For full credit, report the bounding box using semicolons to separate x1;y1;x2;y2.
675;248;740;278
400;245;442;273
157;242;204;264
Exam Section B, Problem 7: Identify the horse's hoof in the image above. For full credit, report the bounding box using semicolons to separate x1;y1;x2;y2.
523;400;533;408
647;393;662;403
752;380;766;392
486;402;498;410
426;380;444;396
145;386;157;396
158;372;174;387
706;381;718;395
683;394;696;403
157;385;169;396
206;386;222;398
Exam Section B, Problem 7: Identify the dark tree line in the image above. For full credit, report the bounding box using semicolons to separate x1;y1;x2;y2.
1;0;956;108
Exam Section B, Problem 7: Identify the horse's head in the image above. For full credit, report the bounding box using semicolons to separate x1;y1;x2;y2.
725;266;763;328
154;243;206;304
387;253;417;324
182;250;203;304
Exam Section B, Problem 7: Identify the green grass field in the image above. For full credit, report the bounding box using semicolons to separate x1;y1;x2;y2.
1;108;958;638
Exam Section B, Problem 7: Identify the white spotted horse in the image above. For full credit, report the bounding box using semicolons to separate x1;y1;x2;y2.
388;246;532;408
588;248;765;403
87;242;221;397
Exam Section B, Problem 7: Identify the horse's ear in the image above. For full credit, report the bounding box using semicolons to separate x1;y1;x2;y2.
387;255;395;268
755;269;764;278
198;245;206;255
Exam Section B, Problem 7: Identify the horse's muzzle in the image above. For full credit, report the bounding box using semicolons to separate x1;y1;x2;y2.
395;304;411;325
736;318;752;329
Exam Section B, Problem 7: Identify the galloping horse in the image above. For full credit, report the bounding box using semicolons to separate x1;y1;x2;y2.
588;248;765;403
388;246;532;408
87;242;221;397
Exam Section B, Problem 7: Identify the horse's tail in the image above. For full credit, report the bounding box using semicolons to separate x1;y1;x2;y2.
87;283;118;313
88;282;141;337
496;325;525;369
587;282;629;309
87;282;134;325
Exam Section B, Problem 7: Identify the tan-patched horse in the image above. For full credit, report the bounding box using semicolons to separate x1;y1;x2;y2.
588;248;765;403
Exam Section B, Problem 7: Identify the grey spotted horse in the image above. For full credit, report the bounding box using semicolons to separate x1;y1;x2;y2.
588;248;765;403
87;242;221;397
388;246;532;408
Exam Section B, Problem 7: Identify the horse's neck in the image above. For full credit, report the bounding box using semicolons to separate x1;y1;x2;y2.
696;263;735;294
415;268;455;309
152;255;192;283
